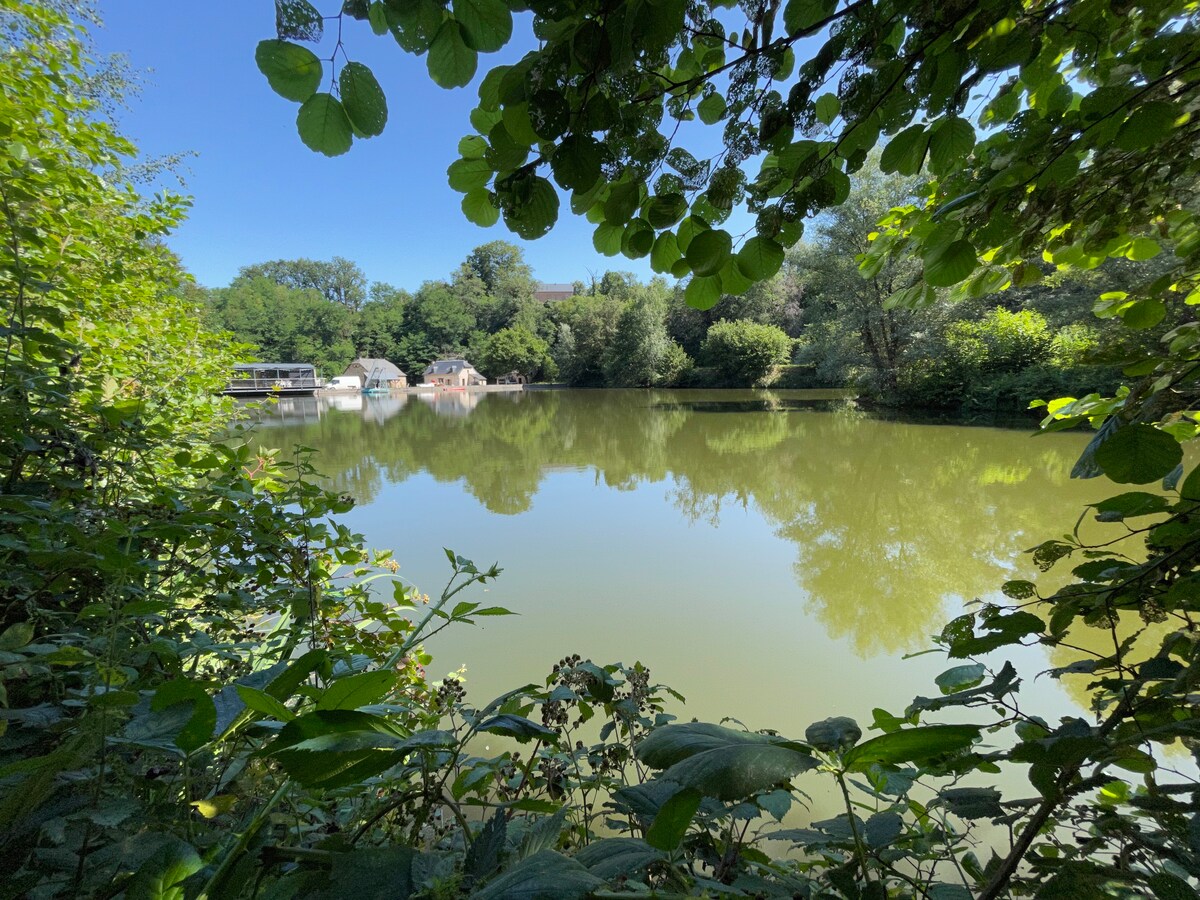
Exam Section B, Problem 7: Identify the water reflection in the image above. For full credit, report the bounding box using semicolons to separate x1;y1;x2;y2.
253;390;1112;657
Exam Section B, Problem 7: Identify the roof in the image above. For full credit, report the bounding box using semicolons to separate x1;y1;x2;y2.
235;362;314;371
423;358;479;375
347;358;406;377
535;283;574;293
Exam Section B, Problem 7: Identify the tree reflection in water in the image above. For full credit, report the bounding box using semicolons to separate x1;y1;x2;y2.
250;389;1114;657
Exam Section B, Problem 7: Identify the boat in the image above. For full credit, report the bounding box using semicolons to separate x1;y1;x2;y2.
223;363;320;397
361;365;394;395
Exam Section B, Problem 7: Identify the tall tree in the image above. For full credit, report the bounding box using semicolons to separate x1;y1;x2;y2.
789;162;920;389
238;256;368;311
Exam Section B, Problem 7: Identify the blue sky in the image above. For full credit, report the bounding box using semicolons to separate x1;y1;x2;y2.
90;2;663;291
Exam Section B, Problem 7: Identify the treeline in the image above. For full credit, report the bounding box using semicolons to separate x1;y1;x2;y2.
201;162;1165;412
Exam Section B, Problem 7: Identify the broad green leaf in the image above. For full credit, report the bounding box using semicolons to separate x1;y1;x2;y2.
296;93;353;157
0;621;33;651
638;722;785;768
736;236;785;280
255;40;321;102
783;0;836;34
842;725;981;772
458;134;487;158
339;62;387;137
645;787;701;850
685;228;733;277
1125;237;1162;261
472;850;602;900
685;275;721;310
448;157;493;192
275;0;323;41
621;218;655;258
1094;424;1183;485
452;0;512;53
574;838;664;880
479;713;558;742
462;189;500;226
646;194;687;229
697;92;726;124
125;839;202;900
935;664;986;695
805;717;861;751
928;116;975;174
551;134;604;192
427;20;477;89
503;176;559;239
593;222;623;256
658;742;817;800
650;232;682;274
937;787;1003;820
318;669;394;710
814;93;840;126
235;685;294;721
879;125;929;175
923;238;977;287
1115;100;1181;151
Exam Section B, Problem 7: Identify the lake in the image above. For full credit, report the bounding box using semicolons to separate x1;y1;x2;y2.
251;388;1125;816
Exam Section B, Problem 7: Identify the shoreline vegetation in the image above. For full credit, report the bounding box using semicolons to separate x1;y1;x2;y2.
201;224;1140;420
4;1;1200;899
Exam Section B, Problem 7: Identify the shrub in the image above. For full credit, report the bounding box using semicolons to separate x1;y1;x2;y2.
701;319;794;386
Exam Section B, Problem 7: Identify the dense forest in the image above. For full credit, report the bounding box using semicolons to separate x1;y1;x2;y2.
202;165;1164;413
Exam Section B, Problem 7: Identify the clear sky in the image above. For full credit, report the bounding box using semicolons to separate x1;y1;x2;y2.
89;2;662;291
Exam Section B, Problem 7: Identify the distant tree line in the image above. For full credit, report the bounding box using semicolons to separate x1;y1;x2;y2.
199;162;1160;411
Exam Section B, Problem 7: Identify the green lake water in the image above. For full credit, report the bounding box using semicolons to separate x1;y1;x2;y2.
251;388;1128;818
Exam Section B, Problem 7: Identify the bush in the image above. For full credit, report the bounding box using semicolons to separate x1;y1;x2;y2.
945;308;1053;374
701;319;794;386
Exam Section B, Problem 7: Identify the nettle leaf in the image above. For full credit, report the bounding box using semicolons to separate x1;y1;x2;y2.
255;40;321;102
339;62;388;137
736;236;785;280
428;20;477;89
928;116;975;174
1094;424;1183;485
452;0;512;53
842;725;980;772
296;93;354;157
685;228;733;277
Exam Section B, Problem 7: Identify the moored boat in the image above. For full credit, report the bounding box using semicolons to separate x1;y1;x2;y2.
223;363;321;396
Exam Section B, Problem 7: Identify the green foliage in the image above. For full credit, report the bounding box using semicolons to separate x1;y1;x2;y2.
475;326;552;380
701;319;794;387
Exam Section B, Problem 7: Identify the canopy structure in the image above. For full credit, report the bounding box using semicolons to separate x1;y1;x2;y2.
223;363;320;396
